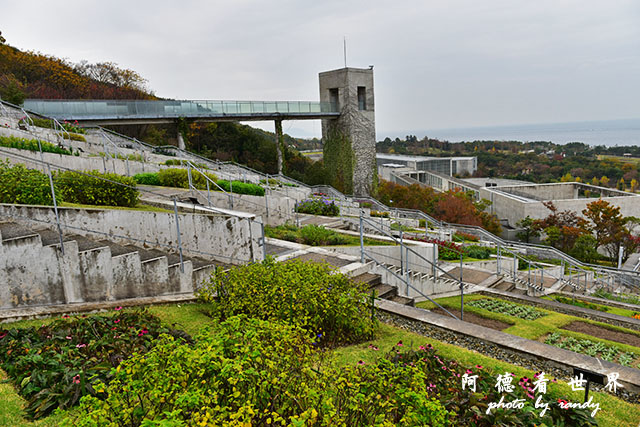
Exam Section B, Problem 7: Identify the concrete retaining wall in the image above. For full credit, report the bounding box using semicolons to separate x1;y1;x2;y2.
0;204;261;264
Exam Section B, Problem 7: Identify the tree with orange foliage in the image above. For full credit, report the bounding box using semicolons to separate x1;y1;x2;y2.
533;201;588;252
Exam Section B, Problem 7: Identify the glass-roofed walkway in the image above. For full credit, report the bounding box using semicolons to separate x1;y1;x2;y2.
24;99;340;125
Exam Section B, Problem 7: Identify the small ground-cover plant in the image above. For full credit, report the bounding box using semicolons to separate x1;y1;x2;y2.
370;209;390;218
266;224;393;246
295;197;340;216
544;332;639;367
453;231;480;242
54;170;139;207
468;298;547;320
594;289;640;306
0;160;55;205
553;296;610;312
0;134;71;155
133;169;265;196
197;258;376;346
0;308;189;419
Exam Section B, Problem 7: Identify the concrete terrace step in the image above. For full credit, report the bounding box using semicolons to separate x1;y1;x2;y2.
353;272;382;286
0;221;37;241
372;283;396;299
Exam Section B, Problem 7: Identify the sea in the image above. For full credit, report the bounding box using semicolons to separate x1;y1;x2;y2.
410;118;640;147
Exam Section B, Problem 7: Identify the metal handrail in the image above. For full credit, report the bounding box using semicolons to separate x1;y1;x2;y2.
363;250;459;320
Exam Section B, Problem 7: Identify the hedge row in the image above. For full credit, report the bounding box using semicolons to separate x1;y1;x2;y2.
0;160;54;205
133;168;265;196
0;135;71;155
0;162;139;207
54;170;139;207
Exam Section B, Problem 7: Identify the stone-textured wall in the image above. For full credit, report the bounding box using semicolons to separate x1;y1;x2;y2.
319;68;376;197
375;300;640;402
0;204;261;264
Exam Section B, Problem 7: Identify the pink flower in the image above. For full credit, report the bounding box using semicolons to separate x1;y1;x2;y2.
527;392;534;399
111;327;117;330
466;369;473;374
0;332;6;339
72;375;81;384
114;319;121;324
358;360;365;365
66;336;72;340
476;364;483;369
62;315;70;319
442;366;447;370
396;341;403;347
114;306;123;311
76;343;86;348
137;329;149;337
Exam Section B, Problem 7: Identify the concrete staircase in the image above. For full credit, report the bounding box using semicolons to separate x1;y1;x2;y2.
0;221;224;309
352;272;415;306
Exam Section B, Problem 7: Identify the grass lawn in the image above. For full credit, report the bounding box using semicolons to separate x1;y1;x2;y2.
1;303;639;426
542;295;639;318
417;295;640;367
59;202;171;213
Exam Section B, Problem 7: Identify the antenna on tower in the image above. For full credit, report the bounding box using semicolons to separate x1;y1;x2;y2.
343;36;347;68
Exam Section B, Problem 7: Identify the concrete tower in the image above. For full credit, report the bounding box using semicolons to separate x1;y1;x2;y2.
319;67;376;196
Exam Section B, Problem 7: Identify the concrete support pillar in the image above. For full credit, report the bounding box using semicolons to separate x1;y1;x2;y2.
177;126;186;150
275;119;284;175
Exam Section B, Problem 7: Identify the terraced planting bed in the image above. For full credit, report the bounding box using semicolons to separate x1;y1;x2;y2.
543;294;640;318
430;306;514;331
2;260;640;426
417;294;640;371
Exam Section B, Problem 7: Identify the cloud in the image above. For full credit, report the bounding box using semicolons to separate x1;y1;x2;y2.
2;0;639;137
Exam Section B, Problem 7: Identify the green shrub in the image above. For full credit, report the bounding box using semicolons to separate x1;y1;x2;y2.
63;133;86;142
132;172;161;186
197;258;376;346
295;197;340;216
72;317;455;427
54;170;139;207
391;221;413;232
299;224;350;245
553;296;610;312
370;209;390;218
0;135;71;155
465;245;491;259
157;167;218;189
216;179;265;196
419;218;426;227
71;318;595;427
0;160;54;205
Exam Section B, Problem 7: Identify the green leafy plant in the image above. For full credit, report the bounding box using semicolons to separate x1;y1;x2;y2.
132;172;161;186
0;160;54;205
468;298;547;320
553;296;610;312
0;135;71;155
0;308;187;419
370;210;390;218
54;170;139;207
197;258;376;347
295;197;340;216
71;319;596;426
544;332;638;366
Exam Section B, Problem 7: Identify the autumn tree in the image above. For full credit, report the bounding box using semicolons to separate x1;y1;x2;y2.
582;200;631;261
617;178;626;191
533;201;588;251
516;216;540;243
631;179;638;193
600;176;610;187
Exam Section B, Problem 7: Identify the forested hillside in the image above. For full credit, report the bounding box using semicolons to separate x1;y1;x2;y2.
0;32;329;185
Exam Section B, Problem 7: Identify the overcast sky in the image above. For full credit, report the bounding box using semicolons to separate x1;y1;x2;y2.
2;0;639;138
